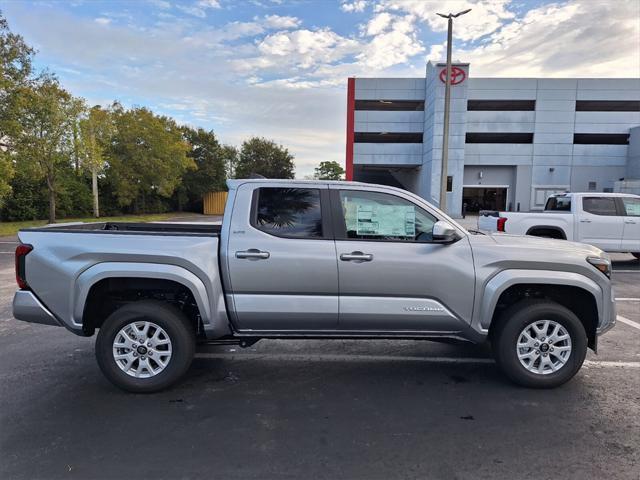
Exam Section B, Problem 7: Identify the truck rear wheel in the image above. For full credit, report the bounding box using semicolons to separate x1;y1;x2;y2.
95;300;195;393
492;299;587;388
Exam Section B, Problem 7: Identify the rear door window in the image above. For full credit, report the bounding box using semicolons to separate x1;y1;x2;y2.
545;196;571;211
582;197;618;216
253;187;324;238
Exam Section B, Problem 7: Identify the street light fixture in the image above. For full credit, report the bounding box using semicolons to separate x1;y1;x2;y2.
436;8;471;214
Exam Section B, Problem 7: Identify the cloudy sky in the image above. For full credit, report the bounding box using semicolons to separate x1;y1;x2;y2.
3;0;639;177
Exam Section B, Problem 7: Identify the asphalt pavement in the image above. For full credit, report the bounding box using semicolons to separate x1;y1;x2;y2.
0;218;639;479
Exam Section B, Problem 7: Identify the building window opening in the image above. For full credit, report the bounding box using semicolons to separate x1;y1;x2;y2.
573;134;629;145
355;100;424;111
465;132;534;144
446;176;453;192
354;132;423;143
588;181;597;191
576;100;640;112
467;100;535;111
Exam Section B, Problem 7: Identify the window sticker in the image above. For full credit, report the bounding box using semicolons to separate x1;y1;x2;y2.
345;202;416;237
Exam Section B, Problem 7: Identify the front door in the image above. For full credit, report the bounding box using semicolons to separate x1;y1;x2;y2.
577;196;624;251
620;197;640;252
331;187;475;333
226;184;338;331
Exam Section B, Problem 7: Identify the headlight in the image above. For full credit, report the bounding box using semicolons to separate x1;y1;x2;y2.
587;256;611;278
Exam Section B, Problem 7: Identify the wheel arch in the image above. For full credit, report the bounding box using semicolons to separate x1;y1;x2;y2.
74;263;230;338
525;225;567;239
478;270;602;350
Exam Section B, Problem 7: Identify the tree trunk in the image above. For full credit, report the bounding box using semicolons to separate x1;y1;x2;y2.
92;169;99;218
48;186;56;224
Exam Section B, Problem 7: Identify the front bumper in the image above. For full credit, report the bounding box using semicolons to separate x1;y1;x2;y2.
13;290;61;327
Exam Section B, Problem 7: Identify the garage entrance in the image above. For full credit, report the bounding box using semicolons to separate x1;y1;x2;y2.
462;187;508;212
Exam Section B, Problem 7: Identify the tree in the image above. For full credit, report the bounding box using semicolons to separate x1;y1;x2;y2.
79;105;113;217
314;160;345;180
177;127;229;211
12;77;85;223
235;137;294;179
106;104;194;212
0;12;35;206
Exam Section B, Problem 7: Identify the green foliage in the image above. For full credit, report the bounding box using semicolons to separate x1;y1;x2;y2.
0;151;13;206
106;104;194;211
235;137;295;179
175;127;235;211
11;76;85;222
0;170;46;221
314;160;345;180
0;12;35;206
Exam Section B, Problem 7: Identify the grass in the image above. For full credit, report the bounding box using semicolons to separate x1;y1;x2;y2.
0;213;174;237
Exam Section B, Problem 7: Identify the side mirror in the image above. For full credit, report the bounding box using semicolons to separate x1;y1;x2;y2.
432;220;460;244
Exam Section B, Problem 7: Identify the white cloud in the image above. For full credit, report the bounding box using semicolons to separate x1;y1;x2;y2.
262;14;301;29
364;11;392;36
148;0;171;9
377;0;515;41
452;0;640;77
341;0;368;13
94;17;111;25
243;28;360;71
177;0;221;18
359;13;424;70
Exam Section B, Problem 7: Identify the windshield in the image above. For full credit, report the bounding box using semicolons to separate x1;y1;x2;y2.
545;196;571;211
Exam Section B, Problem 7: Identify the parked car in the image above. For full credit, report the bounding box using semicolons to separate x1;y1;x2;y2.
13;180;616;392
478;192;640;256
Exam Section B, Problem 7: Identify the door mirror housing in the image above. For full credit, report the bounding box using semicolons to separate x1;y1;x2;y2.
431;221;460;244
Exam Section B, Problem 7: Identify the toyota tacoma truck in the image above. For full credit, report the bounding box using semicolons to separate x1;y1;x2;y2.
13;179;616;392
478;192;640;256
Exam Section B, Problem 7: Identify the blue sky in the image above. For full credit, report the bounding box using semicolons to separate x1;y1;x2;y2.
3;0;639;176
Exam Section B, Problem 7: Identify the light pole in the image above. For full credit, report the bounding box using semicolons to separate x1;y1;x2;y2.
436;8;471;214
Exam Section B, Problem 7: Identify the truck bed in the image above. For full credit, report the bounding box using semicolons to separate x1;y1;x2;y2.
23;222;221;236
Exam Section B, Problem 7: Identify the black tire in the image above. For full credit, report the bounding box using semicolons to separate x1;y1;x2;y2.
492;299;587;388
95;300;195;393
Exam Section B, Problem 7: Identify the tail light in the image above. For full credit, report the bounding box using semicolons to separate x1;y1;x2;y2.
15;244;33;289
497;217;507;232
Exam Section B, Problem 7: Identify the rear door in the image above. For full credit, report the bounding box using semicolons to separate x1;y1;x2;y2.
226;183;338;331
619;197;640;252
576;196;624;251
330;186;474;333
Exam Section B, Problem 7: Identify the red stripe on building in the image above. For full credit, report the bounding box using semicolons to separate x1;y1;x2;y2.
345;77;355;181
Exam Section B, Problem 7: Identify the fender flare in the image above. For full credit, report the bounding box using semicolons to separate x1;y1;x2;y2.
474;269;602;333
73;262;230;337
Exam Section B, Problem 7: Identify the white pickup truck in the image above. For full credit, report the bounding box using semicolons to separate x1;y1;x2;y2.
478;192;640;256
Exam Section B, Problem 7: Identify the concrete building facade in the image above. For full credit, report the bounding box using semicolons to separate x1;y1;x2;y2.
345;62;640;216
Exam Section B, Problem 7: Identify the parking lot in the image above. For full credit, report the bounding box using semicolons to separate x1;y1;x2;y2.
1;224;639;480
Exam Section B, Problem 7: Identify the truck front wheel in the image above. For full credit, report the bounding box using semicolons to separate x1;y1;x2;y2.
95;300;196;393
492;299;587;388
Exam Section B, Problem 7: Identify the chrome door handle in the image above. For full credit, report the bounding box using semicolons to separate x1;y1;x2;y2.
340;251;373;262
236;249;270;260
624;220;636;224
580;219;592;223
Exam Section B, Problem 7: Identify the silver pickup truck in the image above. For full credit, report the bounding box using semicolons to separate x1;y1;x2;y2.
13;179;616;392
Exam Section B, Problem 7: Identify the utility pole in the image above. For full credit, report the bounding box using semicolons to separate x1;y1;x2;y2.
436;9;471;214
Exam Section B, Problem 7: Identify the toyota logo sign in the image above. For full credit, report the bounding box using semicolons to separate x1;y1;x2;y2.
439;67;466;85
